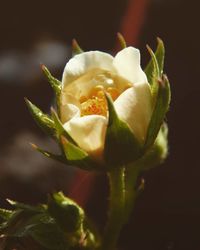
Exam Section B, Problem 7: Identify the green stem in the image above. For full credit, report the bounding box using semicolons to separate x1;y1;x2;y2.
101;167;125;250
123;166;140;224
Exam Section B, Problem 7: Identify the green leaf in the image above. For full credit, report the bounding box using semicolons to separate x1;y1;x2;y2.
0;203;69;249
104;94;142;167
48;192;84;233
117;32;127;49
41;65;61;96
51;108;77;145
25;98;56;137
145;38;165;83
72;39;84;55
144;75;171;150
0;210;39;237
4;212;68;249
29;221;69;250
61;137;102;171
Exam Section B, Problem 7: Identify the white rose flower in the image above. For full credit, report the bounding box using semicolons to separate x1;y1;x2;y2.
60;47;153;160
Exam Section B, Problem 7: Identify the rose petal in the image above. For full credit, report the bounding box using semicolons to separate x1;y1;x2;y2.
60;104;80;123
114;82;152;143
62;51;115;87
63;115;107;157
113;47;147;84
62;68;115;101
60;92;81;106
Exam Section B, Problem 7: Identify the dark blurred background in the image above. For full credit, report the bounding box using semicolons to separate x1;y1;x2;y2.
0;0;200;249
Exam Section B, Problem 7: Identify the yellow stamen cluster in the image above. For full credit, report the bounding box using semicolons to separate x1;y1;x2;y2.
80;85;120;117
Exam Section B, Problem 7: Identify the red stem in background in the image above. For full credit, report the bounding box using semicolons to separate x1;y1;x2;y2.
68;170;96;206
69;0;150;207
115;0;150;50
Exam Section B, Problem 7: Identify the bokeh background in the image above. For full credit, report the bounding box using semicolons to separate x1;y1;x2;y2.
0;0;200;249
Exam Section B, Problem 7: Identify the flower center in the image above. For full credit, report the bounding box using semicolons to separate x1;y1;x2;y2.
80;84;131;117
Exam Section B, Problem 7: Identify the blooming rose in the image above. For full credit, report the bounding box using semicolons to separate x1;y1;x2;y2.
60;47;152;161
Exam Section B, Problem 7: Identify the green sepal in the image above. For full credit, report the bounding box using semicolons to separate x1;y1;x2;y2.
117;32;127;49
51;108;77;145
25;98;56;138
0;208;13;221
72;39;84;55
6;199;45;213
144;75;171;150
145;45;160;108
48;192;84;234
41;65;61;97
61;136;103;171
48;192;98;249
145;38;165;83
104;94;142;167
30;143;66;165
140;123;168;171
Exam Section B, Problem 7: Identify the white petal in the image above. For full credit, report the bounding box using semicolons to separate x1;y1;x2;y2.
63;115;107;157
60;93;81;123
60;104;80;123
60;92;81;107
62;51;114;87
113;47;147;84
62;68;115;101
114;83;152;143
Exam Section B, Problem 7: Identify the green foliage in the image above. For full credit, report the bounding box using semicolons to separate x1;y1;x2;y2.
145;38;165;83
104;93;142;167
48;192;84;233
144;39;170;150
61;137;103;171
144;74;170;150
141;123;168;171
51;108;77;145
41;65;61;97
0;193;98;250
41;65;61;116
25;98;56;138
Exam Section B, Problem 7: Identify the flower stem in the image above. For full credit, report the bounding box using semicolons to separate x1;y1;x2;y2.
101;167;125;250
123;165;140;224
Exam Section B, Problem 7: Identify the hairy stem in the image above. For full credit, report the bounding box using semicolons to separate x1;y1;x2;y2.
123;166;140;224
101;167;125;250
